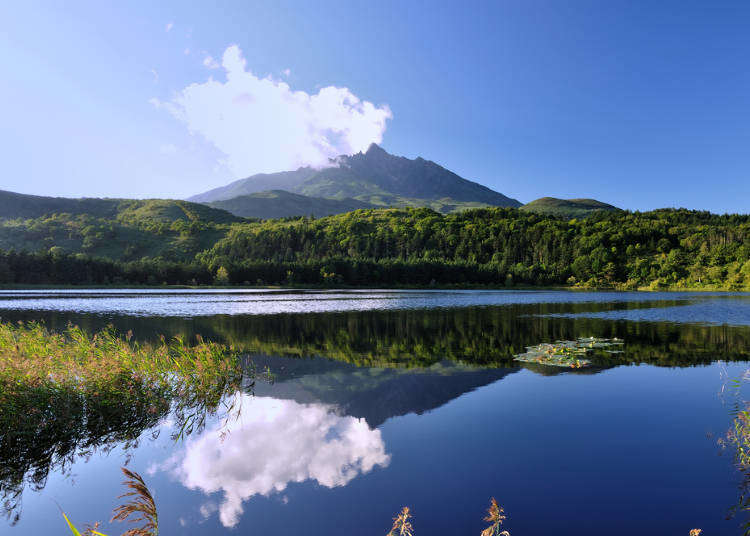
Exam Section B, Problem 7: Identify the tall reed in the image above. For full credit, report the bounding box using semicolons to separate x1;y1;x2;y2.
386;507;413;536
61;466;158;536
481;498;510;536
112;467;158;536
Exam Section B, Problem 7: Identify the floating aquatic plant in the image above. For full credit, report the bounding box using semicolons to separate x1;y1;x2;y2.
513;337;623;368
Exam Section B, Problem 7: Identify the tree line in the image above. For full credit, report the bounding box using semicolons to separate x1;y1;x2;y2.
0;207;748;289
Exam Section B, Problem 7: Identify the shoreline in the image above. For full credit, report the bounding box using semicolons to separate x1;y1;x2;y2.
0;283;745;293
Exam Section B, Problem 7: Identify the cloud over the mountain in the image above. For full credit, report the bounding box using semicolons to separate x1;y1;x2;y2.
154;45;392;177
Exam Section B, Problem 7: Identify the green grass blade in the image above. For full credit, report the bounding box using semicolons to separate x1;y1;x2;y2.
61;512;82;536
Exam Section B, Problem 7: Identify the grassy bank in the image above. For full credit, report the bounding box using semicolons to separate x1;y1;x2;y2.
0;321;242;394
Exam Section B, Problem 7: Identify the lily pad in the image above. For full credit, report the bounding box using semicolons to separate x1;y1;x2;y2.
514;337;624;368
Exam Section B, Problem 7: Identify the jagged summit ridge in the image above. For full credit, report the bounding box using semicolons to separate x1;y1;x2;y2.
188;145;521;213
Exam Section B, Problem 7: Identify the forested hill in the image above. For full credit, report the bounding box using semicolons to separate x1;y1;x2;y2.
0;191;243;263
197;208;749;289
521;197;620;218
0;205;747;290
0;190;241;224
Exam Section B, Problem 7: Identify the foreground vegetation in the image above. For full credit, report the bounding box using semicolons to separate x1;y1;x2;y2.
63;480;704;536
0;206;748;290
0;321;241;393
722;369;750;536
0;321;255;524
64;482;515;536
62;467;157;536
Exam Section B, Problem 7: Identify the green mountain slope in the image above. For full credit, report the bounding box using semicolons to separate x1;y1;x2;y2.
207;190;375;219
0;191;242;261
521;197;620;218
189;144;521;212
0;190;122;220
0;190;241;224
188;168;317;203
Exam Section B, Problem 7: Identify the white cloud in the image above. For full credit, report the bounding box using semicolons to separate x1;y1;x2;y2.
202;55;220;70
160;143;178;155
165;22;174;32
161;396;390;528
199;501;218;519
150;69;159;83
282;68;291;77
159;45;392;177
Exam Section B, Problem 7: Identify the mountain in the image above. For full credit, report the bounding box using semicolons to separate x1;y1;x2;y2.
206;190;375;219
189;144;521;213
521;197;620;218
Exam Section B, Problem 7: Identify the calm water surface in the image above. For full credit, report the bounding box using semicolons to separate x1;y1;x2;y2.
1;289;749;535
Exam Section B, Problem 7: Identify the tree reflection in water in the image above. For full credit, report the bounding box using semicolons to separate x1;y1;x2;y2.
0;353;257;525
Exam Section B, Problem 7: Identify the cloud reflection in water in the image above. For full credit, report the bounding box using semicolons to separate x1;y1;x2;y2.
163;395;390;527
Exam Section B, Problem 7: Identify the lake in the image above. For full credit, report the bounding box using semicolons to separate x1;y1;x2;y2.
1;289;749;535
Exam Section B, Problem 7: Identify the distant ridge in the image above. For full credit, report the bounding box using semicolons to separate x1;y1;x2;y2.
188;169;316;204
521;197;620;218
206;190;375;219
0;189;241;224
189;144;521;213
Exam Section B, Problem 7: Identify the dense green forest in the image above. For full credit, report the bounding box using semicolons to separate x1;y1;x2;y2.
0;205;748;289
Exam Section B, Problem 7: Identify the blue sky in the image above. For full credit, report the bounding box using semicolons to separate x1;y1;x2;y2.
1;0;748;212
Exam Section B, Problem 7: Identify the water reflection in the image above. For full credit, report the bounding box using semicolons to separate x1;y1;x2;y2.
0;288;730;316
161;395;390;527
0;381;169;524
0;359;256;525
546;296;750;326
251;356;516;427
4;301;749;368
1;291;749;534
